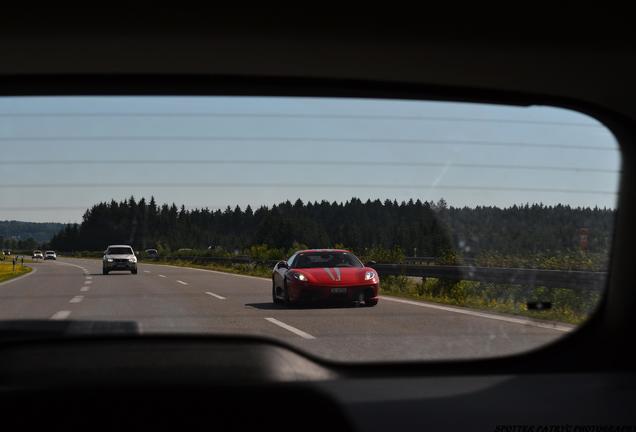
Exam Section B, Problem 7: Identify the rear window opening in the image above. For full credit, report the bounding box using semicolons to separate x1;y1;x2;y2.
0;96;619;361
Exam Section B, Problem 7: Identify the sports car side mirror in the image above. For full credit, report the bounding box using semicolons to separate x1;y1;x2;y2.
277;261;288;269
365;260;377;268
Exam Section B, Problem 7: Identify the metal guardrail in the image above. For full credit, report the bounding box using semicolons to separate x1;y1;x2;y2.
154;255;606;290
403;256;478;265
372;263;606;290
160;255;280;267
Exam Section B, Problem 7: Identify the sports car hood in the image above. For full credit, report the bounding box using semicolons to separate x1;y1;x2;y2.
295;267;371;285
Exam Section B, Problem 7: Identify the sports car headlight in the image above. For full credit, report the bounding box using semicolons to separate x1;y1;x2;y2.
107;258;113;262
364;271;376;280
291;272;308;282
129;258;136;263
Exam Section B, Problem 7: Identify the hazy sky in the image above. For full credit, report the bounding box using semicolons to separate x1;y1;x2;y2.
0;96;620;223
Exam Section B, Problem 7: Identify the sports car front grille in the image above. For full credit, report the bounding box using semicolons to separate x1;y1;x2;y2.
301;285;376;297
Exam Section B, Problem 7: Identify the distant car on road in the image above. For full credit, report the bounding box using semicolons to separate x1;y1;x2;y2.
103;245;138;275
144;248;159;259
32;250;44;260
272;249;379;307
44;250;57;260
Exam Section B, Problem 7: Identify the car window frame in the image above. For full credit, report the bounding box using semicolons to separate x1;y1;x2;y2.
0;74;631;374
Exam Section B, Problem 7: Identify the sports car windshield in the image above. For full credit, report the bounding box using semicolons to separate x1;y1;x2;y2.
292;252;363;268
0;95;620;362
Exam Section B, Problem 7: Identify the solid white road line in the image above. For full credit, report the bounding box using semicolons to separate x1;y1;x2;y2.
80;286;90;292
205;291;226;300
70;295;84;303
0;266;37;286
177;280;188;285
158;274;167;278
51;310;71;320
380;296;574;332
264;317;316;340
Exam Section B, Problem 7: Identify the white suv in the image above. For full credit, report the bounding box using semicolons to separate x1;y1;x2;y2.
103;245;138;275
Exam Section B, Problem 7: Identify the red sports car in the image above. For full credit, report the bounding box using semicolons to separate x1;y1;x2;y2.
272;249;379;307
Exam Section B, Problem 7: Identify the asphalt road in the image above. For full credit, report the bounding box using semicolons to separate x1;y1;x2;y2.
0;258;573;361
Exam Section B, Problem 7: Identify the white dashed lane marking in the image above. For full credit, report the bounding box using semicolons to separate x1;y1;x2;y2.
177;280;188;285
70;295;84;304
84;280;93;285
143;270;151;273
158;275;167;278
51;311;71;320
80;286;90;292
205;291;226;300
264;318;316;340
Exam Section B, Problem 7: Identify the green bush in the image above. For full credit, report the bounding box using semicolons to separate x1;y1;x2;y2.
380;276;598;324
473;250;607;271
359;246;405;264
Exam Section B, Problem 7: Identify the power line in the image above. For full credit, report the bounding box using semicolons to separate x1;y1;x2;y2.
0;159;620;173
0;205;222;211
0;206;88;211
0;136;618;151
0;182;617;195
0;112;605;127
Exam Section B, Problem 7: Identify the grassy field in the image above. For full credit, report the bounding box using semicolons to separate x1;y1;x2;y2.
1;255;35;264
379;275;597;325
0;261;32;283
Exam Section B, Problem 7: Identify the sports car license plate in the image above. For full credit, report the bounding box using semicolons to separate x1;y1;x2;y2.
331;287;347;294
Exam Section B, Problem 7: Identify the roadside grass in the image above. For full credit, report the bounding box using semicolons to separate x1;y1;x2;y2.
0;256;34;264
148;258;592;324
0;262;32;283
380;275;595;325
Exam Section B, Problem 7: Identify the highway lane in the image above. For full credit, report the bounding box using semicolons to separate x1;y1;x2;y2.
0;258;572;361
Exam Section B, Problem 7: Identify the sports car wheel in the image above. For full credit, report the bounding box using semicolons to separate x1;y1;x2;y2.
365;299;378;307
283;280;291;305
272;280;282;304
102;267;109;275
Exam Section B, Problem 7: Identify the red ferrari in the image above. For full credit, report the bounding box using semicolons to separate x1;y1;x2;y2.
272;249;379;307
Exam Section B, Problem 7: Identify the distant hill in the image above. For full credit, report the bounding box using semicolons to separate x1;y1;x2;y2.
0;220;66;243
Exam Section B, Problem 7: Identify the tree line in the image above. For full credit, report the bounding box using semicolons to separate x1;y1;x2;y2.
46;196;615;260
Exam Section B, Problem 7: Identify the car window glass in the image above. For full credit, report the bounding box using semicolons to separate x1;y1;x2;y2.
0;96;619;362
